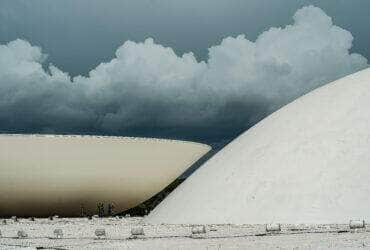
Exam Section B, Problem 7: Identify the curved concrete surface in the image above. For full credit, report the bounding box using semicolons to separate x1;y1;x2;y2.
147;68;370;225
0;134;210;217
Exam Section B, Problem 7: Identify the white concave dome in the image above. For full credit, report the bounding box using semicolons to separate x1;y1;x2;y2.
0;135;210;217
147;68;370;225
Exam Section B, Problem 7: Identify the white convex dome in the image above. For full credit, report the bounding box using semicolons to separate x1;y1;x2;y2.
147;68;370;225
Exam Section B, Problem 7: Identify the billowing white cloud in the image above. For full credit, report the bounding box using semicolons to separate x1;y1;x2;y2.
0;6;368;140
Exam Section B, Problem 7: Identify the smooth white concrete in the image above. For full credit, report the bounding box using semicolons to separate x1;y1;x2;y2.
147;68;370;225
0;134;210;217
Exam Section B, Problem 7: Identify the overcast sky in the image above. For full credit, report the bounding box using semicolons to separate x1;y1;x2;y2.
0;0;369;149
1;0;369;76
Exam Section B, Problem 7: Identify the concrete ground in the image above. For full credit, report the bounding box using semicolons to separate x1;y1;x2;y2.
0;217;369;249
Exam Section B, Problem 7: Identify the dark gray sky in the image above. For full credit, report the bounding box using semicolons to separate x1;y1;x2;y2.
1;0;369;76
0;0;369;150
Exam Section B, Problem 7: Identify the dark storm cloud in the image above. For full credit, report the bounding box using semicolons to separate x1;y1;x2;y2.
0;6;368;146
